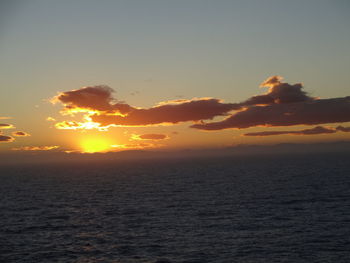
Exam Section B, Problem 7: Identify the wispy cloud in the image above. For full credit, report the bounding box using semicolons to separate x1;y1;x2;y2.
336;125;350;132
12;131;31;137
54;120;108;131
244;125;350;137
244;126;335;136
111;143;156;150
46;117;56;122
0;123;15;129
131;133;168;141
12;146;59;151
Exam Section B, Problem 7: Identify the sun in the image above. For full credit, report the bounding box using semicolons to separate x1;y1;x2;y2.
81;138;111;153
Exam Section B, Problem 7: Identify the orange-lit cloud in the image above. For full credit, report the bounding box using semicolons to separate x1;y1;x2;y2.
12;131;31;137
244;125;350;137
0;121;30;142
0;117;12;120
111;143;156;150
91;98;237;126
336;125;350;132
51;86;238;128
0;135;14;143
132;133;168;140
55;120;109;131
242;75;314;105
0;123;15;129
192;97;350;130
51;77;350;133
12;146;59;151
46;117;56;121
192;76;350;130
51;85;134;115
243;126;336;136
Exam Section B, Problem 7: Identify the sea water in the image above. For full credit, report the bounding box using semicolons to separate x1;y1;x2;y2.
1;153;350;262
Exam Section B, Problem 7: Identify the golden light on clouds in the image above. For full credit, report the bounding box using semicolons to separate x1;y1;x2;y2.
55;120;108;131
12;146;59;151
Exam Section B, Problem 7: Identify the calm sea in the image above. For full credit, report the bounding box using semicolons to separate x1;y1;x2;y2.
1;153;350;262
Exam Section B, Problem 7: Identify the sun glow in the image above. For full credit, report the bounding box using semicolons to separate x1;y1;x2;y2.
81;138;111;153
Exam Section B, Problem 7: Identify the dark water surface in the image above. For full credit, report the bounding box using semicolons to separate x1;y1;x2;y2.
1;153;350;262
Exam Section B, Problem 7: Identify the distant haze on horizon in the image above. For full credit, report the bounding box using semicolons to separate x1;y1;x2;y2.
1;0;350;154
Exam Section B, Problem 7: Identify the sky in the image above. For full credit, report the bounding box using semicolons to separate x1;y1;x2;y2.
1;0;350;153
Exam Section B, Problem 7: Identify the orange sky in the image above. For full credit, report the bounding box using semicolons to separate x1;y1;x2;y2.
1;1;350;154
1;76;350;153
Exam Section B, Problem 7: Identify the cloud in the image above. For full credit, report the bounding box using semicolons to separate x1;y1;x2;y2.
55;120;107;131
336;125;350;132
241;75;314;106
0;123;15;129
111;143;155;150
51;77;350;132
0;135;14;142
51;85;134;115
12;131;31;137
52;86;238;128
243;125;350;137
244;126;337;137
12;146;59;151
132;133;168;140
91;98;238;126
46;117;56;121
0;117;12;120
191;76;350;130
192;97;350;130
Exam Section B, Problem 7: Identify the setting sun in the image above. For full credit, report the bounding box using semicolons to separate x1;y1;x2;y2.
81;138;111;153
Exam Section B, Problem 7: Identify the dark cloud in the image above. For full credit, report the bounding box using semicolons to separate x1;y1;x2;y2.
53;85;134;115
0;135;14;142
136;134;168;140
192;97;350;130
336;125;350;132
244;126;337;137
52;76;350;132
242;76;314;106
53;86;238;128
91;98;238;126
12;131;31;137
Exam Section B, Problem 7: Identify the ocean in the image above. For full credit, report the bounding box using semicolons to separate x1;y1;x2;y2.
1;153;350;262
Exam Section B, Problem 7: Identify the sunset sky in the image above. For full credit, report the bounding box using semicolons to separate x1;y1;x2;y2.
1;0;350;153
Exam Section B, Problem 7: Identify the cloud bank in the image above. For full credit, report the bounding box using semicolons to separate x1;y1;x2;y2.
192;76;350;130
12;146;59;151
192;97;350;130
132;133;168;140
51;76;350;133
51;87;238;128
244;125;350;137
